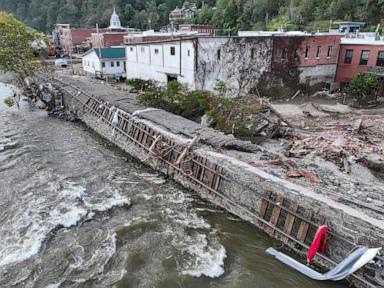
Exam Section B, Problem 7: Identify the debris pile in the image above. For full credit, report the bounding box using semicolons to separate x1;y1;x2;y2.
286;117;384;173
207;95;291;141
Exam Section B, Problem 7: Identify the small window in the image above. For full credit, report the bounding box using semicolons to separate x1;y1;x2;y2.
359;50;370;65
111;61;114;67
376;51;384;66
116;61;120;67
217;49;221;60
281;47;288;59
130;47;133;52
327;46;332;58
187;49;190;56
92;61;95;68
251;48;255;59
154;48;159;54
316;46;321;58
305;46;310;58
141;47;145;53
344;49;353;64
102;62;105;68
294;49;299;60
170;46;175;55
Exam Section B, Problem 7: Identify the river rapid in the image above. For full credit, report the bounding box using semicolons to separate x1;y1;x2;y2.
0;82;346;288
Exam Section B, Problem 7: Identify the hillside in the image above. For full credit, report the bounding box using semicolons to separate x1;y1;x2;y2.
0;0;382;33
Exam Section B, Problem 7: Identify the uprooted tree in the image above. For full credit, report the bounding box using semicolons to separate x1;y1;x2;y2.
347;72;380;107
0;12;43;86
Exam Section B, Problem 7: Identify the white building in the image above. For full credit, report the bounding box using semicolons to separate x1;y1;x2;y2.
125;37;273;97
82;47;126;77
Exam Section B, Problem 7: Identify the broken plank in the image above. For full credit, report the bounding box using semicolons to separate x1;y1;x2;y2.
257;191;272;227
266;195;284;236
297;210;313;242
281;202;299;244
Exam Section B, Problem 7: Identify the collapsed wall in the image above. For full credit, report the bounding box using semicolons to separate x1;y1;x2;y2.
43;74;383;287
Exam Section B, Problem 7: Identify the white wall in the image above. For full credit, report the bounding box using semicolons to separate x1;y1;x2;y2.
82;50;125;76
299;64;337;85
82;51;101;74
126;40;196;89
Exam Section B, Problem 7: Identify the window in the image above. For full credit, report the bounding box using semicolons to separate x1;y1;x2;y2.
327;46;332;58
187;49;190;56
141;47;145;53
130;47;133;52
92;61;95;68
316;46;321;58
251;48;255;59
111;61;114;67
305;46;310;58
170;46;175;55
102;62;105;68
154;48;159;54
344;49;353;64
217;49;221;60
376;51;384;66
359;50;370;65
281;47;288;59
116;61;120;67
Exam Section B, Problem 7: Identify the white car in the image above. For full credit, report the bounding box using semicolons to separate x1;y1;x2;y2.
54;58;68;67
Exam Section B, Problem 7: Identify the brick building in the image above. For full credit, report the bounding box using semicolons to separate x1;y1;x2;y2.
336;34;384;83
271;33;342;88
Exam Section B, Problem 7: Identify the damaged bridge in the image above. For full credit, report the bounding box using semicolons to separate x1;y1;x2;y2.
38;72;384;288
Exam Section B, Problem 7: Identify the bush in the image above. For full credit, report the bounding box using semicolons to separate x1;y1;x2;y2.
347;73;380;107
138;80;210;121
126;78;157;91
4;97;14;107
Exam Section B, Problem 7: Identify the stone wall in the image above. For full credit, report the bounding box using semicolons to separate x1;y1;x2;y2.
195;37;272;97
57;79;383;287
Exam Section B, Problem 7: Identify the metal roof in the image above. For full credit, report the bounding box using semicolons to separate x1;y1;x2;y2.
94;47;125;59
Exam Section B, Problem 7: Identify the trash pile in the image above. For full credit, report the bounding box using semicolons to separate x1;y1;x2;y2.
286;117;384;173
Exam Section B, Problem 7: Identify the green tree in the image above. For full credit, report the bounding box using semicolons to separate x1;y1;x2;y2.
347;72;380;107
0;12;41;85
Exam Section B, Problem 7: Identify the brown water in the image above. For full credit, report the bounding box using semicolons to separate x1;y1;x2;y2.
0;82;346;288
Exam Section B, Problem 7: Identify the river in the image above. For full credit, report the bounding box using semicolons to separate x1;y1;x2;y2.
0;82;346;288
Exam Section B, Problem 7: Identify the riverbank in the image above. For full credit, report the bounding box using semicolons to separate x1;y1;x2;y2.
35;71;384;287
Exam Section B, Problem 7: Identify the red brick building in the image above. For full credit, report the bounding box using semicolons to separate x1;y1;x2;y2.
91;32;126;48
335;35;384;84
270;33;342;88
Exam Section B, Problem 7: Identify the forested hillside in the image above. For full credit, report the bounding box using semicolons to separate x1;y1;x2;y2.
0;0;383;33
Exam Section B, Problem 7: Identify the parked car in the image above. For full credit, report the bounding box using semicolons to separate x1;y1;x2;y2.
54;58;68;67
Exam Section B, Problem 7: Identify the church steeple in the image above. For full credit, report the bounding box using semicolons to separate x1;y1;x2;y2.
109;8;122;30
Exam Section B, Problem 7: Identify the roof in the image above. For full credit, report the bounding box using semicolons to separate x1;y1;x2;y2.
83;47;125;59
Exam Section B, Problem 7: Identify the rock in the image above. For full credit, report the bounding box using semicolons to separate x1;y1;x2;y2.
200;114;216;127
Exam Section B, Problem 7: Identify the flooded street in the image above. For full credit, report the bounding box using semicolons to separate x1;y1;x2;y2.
0;82;346;288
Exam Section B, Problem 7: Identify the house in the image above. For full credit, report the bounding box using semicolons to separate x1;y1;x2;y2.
169;4;197;24
125;36;272;97
82;47;126;78
178;24;215;36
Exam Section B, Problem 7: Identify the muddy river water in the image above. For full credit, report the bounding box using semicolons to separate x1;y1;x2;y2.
0;82;346;288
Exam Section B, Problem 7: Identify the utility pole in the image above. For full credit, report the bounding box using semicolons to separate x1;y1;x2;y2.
96;23;103;78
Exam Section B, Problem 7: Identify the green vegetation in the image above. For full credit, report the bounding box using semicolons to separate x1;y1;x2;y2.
3;96;14;107
347;72;380;107
137;80;210;122
126;78;157;92
0;12;42;85
1;0;383;34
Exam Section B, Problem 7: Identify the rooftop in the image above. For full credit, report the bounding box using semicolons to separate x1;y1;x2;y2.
84;47;125;59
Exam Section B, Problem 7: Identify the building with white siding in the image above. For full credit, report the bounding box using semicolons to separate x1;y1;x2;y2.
82;47;126;78
125;37;273;97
